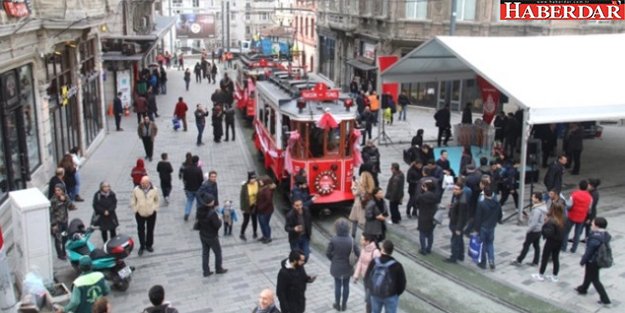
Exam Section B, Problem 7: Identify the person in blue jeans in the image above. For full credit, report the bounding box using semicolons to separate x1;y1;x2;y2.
364;240;406;313
397;91;410;121
445;182;468;263
256;177;276;243
181;156;204;221
285;199;312;261
326;218;360;311
473;188;503;270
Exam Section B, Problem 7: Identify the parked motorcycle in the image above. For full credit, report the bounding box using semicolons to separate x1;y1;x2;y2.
64;219;134;291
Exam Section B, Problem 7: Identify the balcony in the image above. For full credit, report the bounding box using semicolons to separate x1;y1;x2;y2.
326;13;357;32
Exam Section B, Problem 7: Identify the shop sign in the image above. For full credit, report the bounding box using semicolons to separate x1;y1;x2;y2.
363;42;376;60
3;0;31;17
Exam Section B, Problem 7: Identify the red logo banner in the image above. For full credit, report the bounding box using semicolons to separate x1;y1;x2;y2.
476;76;500;125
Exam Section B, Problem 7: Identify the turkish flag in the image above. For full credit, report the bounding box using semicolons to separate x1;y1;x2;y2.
476;76;500;125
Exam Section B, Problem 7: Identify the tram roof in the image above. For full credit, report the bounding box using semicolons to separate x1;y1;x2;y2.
256;80;357;122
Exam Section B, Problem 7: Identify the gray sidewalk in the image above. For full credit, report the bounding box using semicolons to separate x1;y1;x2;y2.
53;64;374;313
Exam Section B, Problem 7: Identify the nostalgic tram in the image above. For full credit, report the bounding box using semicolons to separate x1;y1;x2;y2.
253;73;361;205
235;53;286;119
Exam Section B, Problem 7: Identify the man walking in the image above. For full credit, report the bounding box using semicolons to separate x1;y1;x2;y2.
147;89;158;121
224;104;236;141
130;176;160;256
445;181;468;263
359;107;374;146
134;93;148;124
385;163;404;224
576;217;611;305
181;156;204;221
544;154;567;193
174;97;188;132
434;105;451;147
137;116;157;161
194;104;209;145
196;194;228;276
397;91;409;121
276;250;315;313
473;188;503;270
365;240;406;313
512;191;548;267
113;92;124;131
285;199;313;261
566;123;584;175
197;170;219;208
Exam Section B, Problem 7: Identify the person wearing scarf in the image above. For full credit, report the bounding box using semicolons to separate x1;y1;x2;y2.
92;181;119;242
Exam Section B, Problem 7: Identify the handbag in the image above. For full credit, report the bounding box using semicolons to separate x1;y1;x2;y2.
90;212;101;226
348;238;358;267
433;208;446;225
468;233;483;263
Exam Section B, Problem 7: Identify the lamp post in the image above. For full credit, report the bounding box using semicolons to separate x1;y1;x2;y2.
444;0;457;109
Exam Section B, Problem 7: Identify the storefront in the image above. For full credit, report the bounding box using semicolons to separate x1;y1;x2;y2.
0;65;41;200
79;38;103;147
45;46;81;164
345;40;377;91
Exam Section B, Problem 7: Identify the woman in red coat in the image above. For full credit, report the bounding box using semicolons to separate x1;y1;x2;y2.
174;97;189;131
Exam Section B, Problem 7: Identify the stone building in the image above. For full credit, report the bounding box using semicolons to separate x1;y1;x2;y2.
317;0;625;110
291;0;317;73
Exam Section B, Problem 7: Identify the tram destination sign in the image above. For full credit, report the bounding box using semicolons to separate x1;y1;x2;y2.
301;83;340;101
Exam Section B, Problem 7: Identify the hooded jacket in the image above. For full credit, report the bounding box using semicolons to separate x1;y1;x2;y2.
581;230;611;265
276;258;309;313
527;202;548;233
131;159;148;185
326;220;360;278
353;241;381;281
416;190;438;233
474;197;502;231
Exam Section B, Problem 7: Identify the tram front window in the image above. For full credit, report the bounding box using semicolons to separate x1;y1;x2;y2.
326;128;340;155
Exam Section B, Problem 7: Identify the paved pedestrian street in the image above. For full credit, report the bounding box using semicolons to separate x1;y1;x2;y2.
52;63;376;313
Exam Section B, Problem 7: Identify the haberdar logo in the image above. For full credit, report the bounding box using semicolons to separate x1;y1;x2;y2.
500;0;625;20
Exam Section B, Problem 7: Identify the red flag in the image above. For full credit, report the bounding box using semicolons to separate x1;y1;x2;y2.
476;76;500;125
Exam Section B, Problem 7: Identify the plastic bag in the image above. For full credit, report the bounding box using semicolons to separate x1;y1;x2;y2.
22;272;47;309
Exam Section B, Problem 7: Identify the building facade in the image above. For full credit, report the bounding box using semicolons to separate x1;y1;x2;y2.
317;0;625;111
0;0;112;247
292;0;317;73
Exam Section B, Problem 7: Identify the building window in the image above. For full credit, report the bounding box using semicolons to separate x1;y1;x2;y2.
319;36;336;79
310;18;315;38
193;0;199;7
79;39;102;147
305;18;308;37
0;64;41;199
246;13;250;20
406;0;427;19
456;0;476;21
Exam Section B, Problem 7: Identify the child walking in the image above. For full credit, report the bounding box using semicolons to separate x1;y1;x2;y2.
218;200;238;236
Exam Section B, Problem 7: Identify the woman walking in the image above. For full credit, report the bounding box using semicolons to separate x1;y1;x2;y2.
92;181;119;243
184;68;191;91
326;218;360;311
353;234;381;313
533;202;565;282
349;169;375;239
239;171;259;241
59;154;78;201
256;176;276;243
50;184;75;260
131;158;147;187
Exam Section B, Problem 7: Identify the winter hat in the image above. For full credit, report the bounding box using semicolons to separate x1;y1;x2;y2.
247;171;257;181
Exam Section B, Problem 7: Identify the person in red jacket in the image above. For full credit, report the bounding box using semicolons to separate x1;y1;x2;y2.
562;180;592;253
131;158;147;187
174;97;189;131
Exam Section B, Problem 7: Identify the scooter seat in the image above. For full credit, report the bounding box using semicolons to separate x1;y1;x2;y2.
89;248;110;260
74;244;91;256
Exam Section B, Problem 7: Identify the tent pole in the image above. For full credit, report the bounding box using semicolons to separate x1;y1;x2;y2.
517;108;529;224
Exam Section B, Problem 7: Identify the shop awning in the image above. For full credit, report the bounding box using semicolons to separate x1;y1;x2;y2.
381;34;625;124
346;58;377;72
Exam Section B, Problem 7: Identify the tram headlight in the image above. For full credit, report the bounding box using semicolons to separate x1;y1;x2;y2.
344;99;353;111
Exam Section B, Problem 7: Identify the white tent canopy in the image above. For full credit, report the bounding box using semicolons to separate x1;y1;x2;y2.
381;33;625;221
381;34;625;125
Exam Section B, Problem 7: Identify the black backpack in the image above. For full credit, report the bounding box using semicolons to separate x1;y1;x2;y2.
368;258;396;297
595;237;613;268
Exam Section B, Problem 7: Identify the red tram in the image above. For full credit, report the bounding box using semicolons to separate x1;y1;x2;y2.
235;53;286;119
253;73;361;205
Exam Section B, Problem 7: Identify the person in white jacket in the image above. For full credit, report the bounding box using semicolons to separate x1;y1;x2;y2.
511;191;548;266
352;234;381;313
131;176;160;256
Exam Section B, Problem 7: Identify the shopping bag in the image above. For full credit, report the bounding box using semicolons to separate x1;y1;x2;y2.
172;117;181;130
468;233;482;263
433;208;446;225
442;174;455;190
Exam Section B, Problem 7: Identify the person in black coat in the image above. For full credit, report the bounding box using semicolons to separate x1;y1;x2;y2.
285;200;313;261
461;102;472;124
276;250;315;313
224;104;235;141
434;105;451;147
212;104;224;142
411;129;424;148
566;123;584;175
364;240;406;310
196;194;228;276
385;163;405;224
92;182;119;243
359;107;374;145
48;168;66;199
504;113;520;158
113;92;124;131
543;154;567;192
416;181;438;255
446;182;468;263
405;160;423;218
576;217;611;305
493;112;506;143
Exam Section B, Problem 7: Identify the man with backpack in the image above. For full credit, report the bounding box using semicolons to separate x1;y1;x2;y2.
364;240;406;313
576;217;611;305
